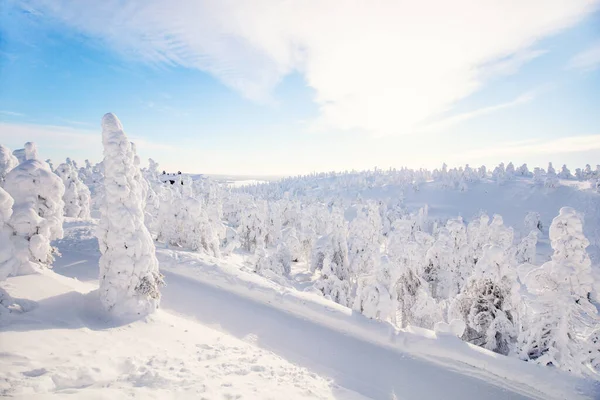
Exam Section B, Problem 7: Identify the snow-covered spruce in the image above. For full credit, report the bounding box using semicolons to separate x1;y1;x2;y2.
519;207;598;374
450;245;520;355
0;144;19;184
55;160;91;218
311;216;352;307
4;145;65;272
97;113;163;316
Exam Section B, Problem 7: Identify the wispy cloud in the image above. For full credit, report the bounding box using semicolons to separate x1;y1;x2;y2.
423;91;536;133
18;0;597;136
568;41;600;72
0;110;25;117
459;134;600;160
0;122;176;162
56;118;93;126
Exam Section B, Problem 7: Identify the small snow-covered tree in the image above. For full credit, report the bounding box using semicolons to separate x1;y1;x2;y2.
255;243;292;278
348;202;382;277
516;230;538;264
545;163;559;188
533;167;544;185
558;164;572;179
517;163;530;177
519;207;598;374
55;161;91;218
0;145;18;185
488;215;514;251
4;146;65;272
492;163;506;184
238;201;267;253
505;162;515;180
97;113;163;316
281;226;302;262
524;211;542;233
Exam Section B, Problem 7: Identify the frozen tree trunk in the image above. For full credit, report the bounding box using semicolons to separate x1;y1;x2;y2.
97;113;163;317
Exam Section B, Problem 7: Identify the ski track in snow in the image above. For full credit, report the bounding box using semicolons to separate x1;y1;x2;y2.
1;219;599;399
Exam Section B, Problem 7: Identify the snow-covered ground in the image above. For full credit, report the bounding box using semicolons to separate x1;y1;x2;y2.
1;219;598;399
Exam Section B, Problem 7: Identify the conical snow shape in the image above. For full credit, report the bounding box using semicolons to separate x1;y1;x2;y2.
97;113;163;316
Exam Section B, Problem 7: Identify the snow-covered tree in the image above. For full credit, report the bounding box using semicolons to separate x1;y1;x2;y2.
558;164;572;179
488;215;514;251
0;187;19;313
238;201;267;253
505;162;515;180
425;217;472;300
519;207;598;374
451;245;520;355
348;202;382;277
0;187;18;280
97;113;163;316
524;211;542;233
533;167;544;185
492;163;506;184
0;145;18;185
255;243;292;278
516;230;538;264
311;221;352;307
516;164;529;176
545;163;559;188
55;161;91;218
4;147;65;272
424;227;454;300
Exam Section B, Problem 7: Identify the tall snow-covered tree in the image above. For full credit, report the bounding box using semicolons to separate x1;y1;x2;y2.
4;147;65;272
519;207;598;374
97;113;163;316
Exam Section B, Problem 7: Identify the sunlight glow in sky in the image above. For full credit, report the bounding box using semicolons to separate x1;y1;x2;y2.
1;1;599;175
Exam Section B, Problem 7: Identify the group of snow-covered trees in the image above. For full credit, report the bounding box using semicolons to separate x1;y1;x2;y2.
221;177;600;376
2;123;599;375
0;115;163;318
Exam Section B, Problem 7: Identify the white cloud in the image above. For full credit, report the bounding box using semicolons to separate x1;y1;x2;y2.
422;90;536;133
568;41;600;71
0;110;25;117
20;0;598;136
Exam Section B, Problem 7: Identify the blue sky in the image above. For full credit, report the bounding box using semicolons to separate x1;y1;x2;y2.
1;1;599;176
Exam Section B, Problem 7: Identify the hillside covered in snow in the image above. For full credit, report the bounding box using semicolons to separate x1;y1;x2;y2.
1;113;600;399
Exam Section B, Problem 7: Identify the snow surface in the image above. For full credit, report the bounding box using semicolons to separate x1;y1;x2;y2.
2;218;598;399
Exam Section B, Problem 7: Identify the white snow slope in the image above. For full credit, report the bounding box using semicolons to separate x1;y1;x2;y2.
1;219;599;399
